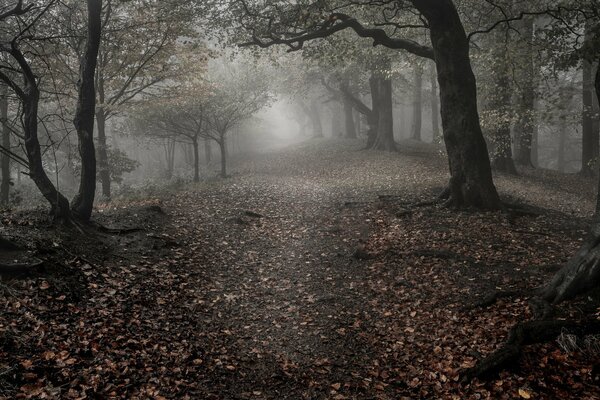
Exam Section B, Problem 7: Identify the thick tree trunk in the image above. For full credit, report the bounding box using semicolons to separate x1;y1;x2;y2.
192;136;200;183
430;63;440;144
544;63;600;304
542;224;600;304
582;59;599;176
219;137;227;178
0;84;9;205
71;0;102;221
411;64;423;141
417;0;501;209
514;17;536;168
96;107;111;199
370;76;396;151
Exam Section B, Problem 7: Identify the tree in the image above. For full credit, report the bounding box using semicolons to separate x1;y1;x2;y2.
410;62;423;141
0;84;9;205
581;22;600;176
70;0;102;221
0;0;71;219
229;0;501;208
514;16;538;168
204;61;273;177
0;0;102;222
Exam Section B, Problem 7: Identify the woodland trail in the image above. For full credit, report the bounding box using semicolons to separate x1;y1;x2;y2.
2;139;599;399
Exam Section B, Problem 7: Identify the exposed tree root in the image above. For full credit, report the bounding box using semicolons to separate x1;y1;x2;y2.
0;258;44;278
464;289;522;310
88;221;144;235
462;319;600;382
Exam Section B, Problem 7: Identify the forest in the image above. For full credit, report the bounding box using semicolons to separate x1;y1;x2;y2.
0;0;600;398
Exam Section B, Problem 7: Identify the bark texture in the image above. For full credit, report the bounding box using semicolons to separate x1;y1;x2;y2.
430;63;440;143
514;17;536;168
71;0;102;220
0;84;9;205
96;107;111;198
488;29;517;175
416;0;501;209
582;58;599;176
369;75;396;151
411;64;423;141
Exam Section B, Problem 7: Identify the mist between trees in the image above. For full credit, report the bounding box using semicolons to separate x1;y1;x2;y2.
1;0;600;398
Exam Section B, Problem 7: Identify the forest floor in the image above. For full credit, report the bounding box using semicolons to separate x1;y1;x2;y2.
1;138;599;400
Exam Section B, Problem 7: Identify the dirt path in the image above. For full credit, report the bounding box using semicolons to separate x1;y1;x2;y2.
2;139;598;399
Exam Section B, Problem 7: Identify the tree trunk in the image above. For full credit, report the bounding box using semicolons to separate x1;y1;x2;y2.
417;0;501;209
96;107;111;199
366;75;380;148
219;137;227;178
310;101;323;138
411;64;423;141
71;0;102;221
163;139;175;179
192;136;200;183
344;99;357;139
204;137;212;164
514;17;536;168
488;30;518;175
542;223;600;304
582;59;599;176
340;79;357;139
0;84;9;205
557;115;567;173
542;64;600;304
23;87;71;220
430;62;440;144
370;76;396;151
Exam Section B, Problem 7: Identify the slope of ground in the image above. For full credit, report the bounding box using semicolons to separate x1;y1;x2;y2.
0;138;598;399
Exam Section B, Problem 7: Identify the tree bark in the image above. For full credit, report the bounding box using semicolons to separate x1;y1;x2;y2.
192;136;200;183
204;137;212;164
543;64;600;303
0;84;9;205
582;59;599;176
96;106;111;198
557;115;567;173
488;30;518;175
430;62;440;144
24;87;71;219
370;75;396;151
514;17;536;168
411;63;423;141
343;99;357;139
71;0;102;221
366;74;380;148
417;0;501;209
542;224;600;304
219;137;227;178
163;139;175;179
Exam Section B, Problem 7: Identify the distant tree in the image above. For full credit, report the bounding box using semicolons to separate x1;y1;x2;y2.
53;0;201;199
